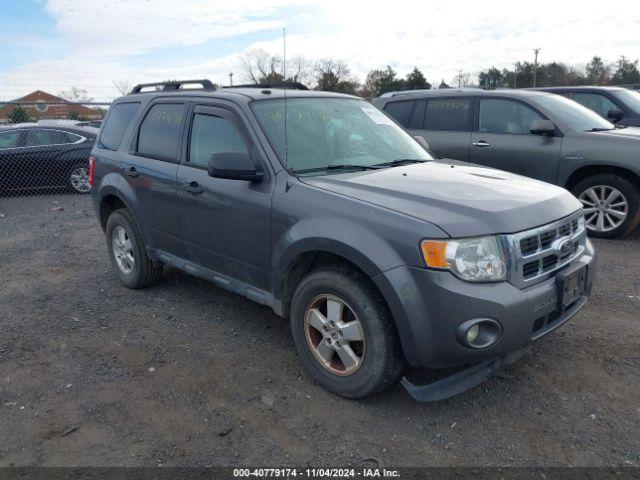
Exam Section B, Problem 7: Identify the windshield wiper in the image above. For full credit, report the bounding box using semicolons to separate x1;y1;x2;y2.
369;158;428;168
292;164;378;174
587;127;615;132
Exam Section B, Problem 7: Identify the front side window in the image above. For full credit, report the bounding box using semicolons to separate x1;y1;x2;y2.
25;129;70;147
189;114;248;167
383;100;414;127
479;99;543;134
424;98;471;131
252;98;433;175
0;130;21;149
100;102;140;151
137;103;185;161
572;93;619;118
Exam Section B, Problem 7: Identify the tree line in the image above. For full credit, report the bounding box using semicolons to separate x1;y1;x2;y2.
241;49;640;97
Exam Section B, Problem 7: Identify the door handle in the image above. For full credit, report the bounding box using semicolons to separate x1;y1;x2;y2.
124;166;139;177
472;140;491;148
182;182;203;195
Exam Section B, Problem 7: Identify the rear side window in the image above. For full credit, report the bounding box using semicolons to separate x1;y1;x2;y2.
424;98;471;131
137;103;185;161
100;102;140;150
383;101;414;127
189;114;248;167
25;129;70;147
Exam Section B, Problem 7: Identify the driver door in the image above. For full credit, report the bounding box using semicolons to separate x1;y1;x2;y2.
176;105;272;291
469;97;563;184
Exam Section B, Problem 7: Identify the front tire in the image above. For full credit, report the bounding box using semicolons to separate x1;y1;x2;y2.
105;209;163;289
290;266;404;399
572;174;640;238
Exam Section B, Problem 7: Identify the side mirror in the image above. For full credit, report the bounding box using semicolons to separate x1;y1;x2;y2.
530;119;556;135
208;152;264;182
414;135;430;150
607;108;624;121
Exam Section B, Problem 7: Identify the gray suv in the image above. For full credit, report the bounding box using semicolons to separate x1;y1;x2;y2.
90;80;596;401
373;89;640;238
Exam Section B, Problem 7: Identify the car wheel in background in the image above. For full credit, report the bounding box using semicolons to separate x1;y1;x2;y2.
105;209;163;289
290;266;404;399
573;174;640;239
68;163;92;193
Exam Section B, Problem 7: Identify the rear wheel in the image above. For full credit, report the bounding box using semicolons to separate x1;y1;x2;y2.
290;266;404;399
105;209;163;288
68;163;91;194
573;174;640;238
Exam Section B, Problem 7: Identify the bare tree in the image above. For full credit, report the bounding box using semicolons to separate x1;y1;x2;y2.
241;49;283;84
451;71;476;88
113;79;134;96
58;86;93;103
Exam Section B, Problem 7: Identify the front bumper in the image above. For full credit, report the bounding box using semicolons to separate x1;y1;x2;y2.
373;239;596;369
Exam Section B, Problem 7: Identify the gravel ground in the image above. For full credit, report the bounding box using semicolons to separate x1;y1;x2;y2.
0;194;638;468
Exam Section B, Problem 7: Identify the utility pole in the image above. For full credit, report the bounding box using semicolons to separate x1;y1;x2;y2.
514;64;518;89
457;69;462;88
228;72;233;86
533;48;540;87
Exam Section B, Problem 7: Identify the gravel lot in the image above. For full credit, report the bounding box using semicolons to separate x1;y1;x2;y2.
0;193;638;468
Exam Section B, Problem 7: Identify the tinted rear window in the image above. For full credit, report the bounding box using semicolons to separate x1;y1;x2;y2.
99;102;140;150
383;100;414;127
424;98;471;131
137;103;185;161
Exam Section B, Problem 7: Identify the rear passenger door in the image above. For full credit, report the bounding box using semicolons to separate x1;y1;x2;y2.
122;101;185;257
408;97;473;160
469;97;562;183
23;129;75;187
176;104;272;291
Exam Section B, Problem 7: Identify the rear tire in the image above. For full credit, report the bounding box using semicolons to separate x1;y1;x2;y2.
290;266;404;399
105;209;163;288
572;174;640;238
68;163;91;194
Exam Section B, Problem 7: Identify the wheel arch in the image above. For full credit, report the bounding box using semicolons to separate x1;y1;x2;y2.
564;164;640;192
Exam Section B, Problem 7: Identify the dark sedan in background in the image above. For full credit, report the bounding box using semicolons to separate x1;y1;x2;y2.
373;89;640;238
535;86;640;127
0;125;97;195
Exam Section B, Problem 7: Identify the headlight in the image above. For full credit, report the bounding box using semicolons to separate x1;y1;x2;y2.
421;236;507;282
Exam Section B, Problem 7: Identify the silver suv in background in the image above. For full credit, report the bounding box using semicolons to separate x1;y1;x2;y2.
373;89;640;238
534;86;640;127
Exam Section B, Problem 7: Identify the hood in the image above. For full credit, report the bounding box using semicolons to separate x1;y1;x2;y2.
300;160;582;237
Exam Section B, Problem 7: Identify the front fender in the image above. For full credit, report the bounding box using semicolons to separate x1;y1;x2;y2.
271;216;406;301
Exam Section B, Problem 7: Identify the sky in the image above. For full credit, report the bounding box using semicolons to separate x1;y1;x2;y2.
0;0;639;101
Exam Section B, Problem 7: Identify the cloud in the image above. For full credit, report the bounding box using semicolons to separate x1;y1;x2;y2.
1;0;639;101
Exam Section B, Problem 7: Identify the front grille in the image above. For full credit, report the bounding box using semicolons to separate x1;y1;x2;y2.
506;212;587;289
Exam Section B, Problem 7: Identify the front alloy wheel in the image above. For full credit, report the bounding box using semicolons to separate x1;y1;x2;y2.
579;185;628;233
304;294;365;376
111;225;135;274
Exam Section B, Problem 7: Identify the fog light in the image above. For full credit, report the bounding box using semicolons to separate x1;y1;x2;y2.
466;324;480;344
456;318;502;349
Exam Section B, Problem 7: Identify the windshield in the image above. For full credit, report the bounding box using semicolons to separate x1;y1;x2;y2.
613;89;640;113
252;97;433;175
534;94;615;132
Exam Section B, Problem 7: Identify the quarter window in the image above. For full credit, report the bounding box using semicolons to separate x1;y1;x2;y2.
100;102;140;151
423;98;471;131
0;130;21;149
571;93;620;119
479;99;543;134
189;114;248;167
137;103;185;161
383;101;414;128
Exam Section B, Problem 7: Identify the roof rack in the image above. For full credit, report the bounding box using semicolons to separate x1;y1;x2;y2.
224;82;309;91
130;79;216;94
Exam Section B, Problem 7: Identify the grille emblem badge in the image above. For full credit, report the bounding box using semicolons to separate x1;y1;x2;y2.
556;238;573;256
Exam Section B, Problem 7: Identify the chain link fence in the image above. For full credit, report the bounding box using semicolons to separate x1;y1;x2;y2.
0;101;111;197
